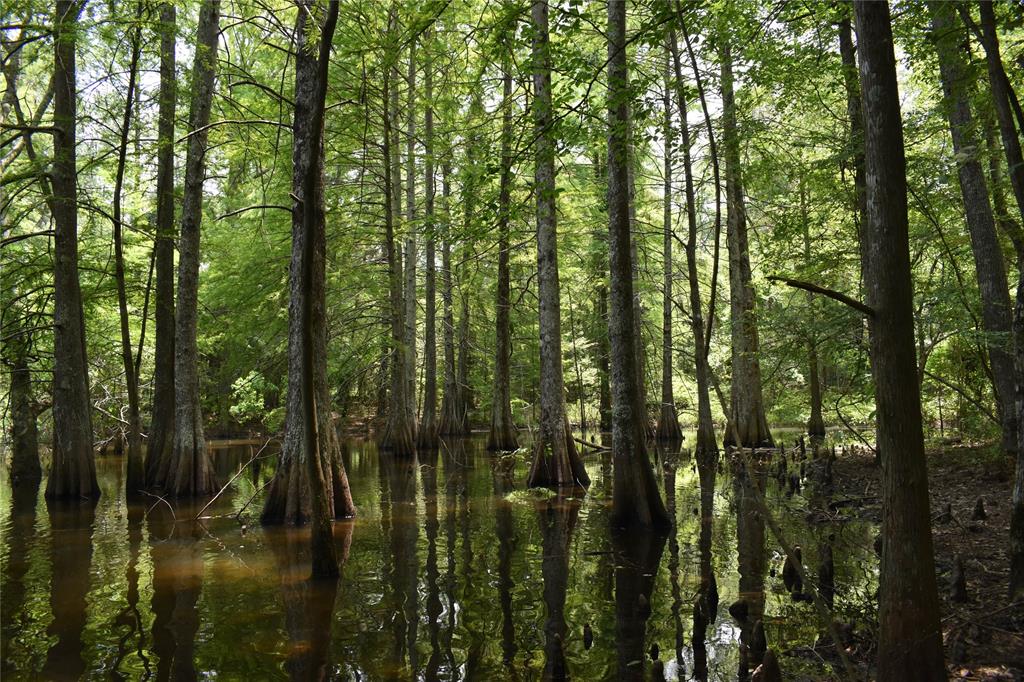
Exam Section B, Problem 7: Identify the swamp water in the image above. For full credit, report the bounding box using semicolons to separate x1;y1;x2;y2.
1;435;877;680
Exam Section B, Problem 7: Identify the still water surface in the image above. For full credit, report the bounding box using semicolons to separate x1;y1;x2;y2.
1;435;877;680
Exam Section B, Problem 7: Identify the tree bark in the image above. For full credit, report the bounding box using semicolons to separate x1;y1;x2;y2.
931;1;1016;455
47;0;98;500
262;0;354;532
165;0;220;497
526;0;588;489
488;59;519;451
606;0;667;528
146;2;177;488
854;2;945;677
656;43;682;443
668;28;718;463
112;3;145;497
719;37;773;449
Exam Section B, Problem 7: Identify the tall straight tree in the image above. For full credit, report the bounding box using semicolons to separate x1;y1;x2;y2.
854;1;945;677
969;0;1024;603
419;28;439;449
298;0;342;578
146;2;178;487
656;43;681;443
404;39;418;442
262;0;355;528
164;0;220;497
975;1;1024;222
111;3;144;496
526;0;588;488
668;27;717;463
606;0;668;529
380;5;415;456
439;158;460;435
719;33;773;449
47;0;97;500
930;1;1016;456
488;52;518;451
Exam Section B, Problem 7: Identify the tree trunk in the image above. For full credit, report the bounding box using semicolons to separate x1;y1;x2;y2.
627;148;652;441
262;0;354;532
380;7;415;456
113;4;144;497
526;0;588;489
439;160;460;435
47;0;98;500
301;0;341;578
854;2;945;677
456;287;472;434
720;37;773;449
656;43;682;443
419;28;438;449
931;1;1016;455
8;351;40;483
165;0;220;497
488;60;519;451
839;11;869;281
147;2;177;488
976;1;1024;223
404;39;419;443
1012;269;1024;600
606;0;667;527
667;28;717;463
801;183;826;439
597;285;612;431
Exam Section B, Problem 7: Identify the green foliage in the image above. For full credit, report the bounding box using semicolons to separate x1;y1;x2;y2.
2;0;1023;450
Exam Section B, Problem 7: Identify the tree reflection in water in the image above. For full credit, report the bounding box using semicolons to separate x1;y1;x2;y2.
0;435;881;678
380;450;419;679
537;490;582;680
735;464;768;681
267;518;351;680
1;483;40;676
43;497;97;680
612;519;667;681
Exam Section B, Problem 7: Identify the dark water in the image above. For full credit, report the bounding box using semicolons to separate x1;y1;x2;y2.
1;435;877;680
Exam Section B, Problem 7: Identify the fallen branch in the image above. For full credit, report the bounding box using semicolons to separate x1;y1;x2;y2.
767;275;874;317
923;369;1000;427
573;436;609;451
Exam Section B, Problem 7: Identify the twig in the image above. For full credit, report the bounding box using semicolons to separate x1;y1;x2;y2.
194;439;276;520
139;490;176;522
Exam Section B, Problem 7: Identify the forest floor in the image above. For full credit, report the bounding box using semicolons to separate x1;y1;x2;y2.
831;443;1023;680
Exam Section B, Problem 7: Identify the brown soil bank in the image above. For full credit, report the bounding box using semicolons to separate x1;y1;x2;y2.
832;444;1023;680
